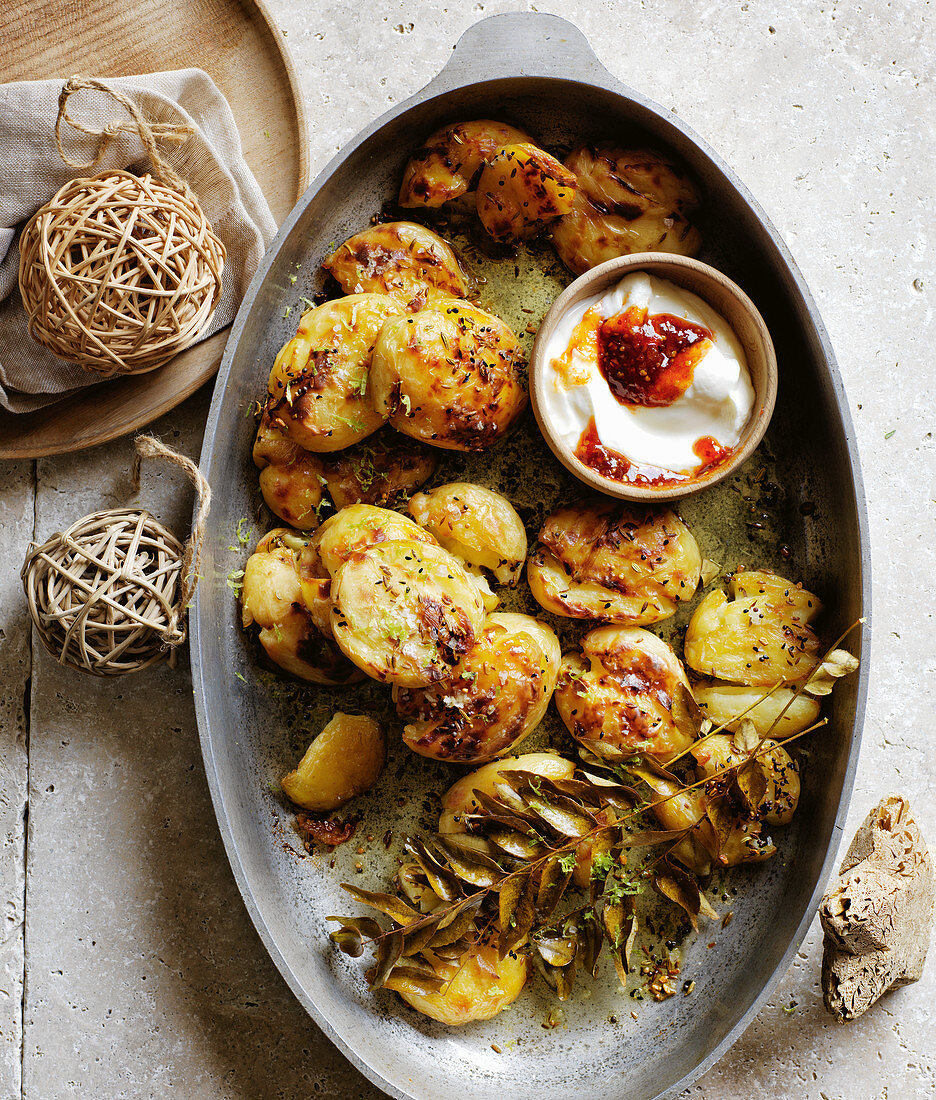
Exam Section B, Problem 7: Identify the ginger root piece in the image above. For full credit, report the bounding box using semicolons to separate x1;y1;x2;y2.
820;795;934;1021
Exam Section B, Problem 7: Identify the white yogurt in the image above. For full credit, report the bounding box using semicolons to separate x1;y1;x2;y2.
542;272;755;475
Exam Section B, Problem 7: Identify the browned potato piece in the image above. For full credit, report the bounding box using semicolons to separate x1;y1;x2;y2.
281;713;386;811
323;222;474;311
389;942;528;1025
551;145;701;275
693;681;821;739
438;752;575;833
266;293;403;452
476;143;578;241
527;500;700;624
312;503;437;578
253;409;326;530
330;539;486;687
319;431;437;509
683;570;822;686
369;301;528;451
555;626;692;761
394;613;560;763
398;119;533;208
241;529;360;685
691;733;800;827
407;482;527;585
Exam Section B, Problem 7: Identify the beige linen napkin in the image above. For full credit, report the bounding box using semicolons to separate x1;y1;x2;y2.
0;70;278;413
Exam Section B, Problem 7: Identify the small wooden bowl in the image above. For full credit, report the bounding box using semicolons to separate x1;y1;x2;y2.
530;253;778;502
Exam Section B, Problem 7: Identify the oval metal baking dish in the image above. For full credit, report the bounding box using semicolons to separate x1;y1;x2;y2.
191;13;870;1100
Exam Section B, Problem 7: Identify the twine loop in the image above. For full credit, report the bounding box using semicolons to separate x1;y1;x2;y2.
55;75;194;193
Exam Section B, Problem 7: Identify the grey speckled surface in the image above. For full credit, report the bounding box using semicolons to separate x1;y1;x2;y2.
1;1;933;1097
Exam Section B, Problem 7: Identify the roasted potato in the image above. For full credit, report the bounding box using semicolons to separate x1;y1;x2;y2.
639;766;776;872
555;626;692;761
266;293;403;452
319;430;437;509
438;751;575;833
683;570;822;686
323;222;474;311
369;300;528;451
253;409;326;530
394;612;561;763
330;539;487;687
241;529;360;684
693;681;821;740
527;501;701;624
551;145;701;275
407;482;527;585
691;733;800;826
476;143;578;241
311;503;437;578
388;941;528;1025
398;119;534;208
281;713;386;811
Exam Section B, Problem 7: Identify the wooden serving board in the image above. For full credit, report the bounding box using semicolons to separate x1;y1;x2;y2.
0;0;309;459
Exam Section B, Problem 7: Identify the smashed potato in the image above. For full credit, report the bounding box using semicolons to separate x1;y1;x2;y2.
555;626;692;761
241;529;360;685
390;941;528;1025
323;222;474;310
551;145;701;275
475;143;578;241
407;482;527;585
281;713;386;812
398;119;533;208
684;570;822;685
527;501;701;624
266;293;402;452
319;431;437;509
692;733;800;827
439;751;575;833
252;409;326;530
330;539;486;687
312;503;437;578
694;681;821;740
394;612;561;763
369;300;528;451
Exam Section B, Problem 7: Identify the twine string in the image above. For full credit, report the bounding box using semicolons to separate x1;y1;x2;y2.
54;75;193;192
131;434;212;647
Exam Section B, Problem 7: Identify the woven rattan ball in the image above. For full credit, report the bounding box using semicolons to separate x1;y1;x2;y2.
22;507;187;676
18;169;225;377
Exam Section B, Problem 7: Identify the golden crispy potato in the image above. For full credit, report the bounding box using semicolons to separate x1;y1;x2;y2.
394;612;560;763
241;529;360;685
527;501;700;624
555;626;692;761
323;222;474;311
691;733;799;827
407;482;527;585
330;539;486;687
253;410;326;530
638;766;776;872
693;681;821;740
398;119;534;208
476;143;578;241
389;942;528;1025
266;293;403;452
684;570;822;686
281;712;386;812
551;145;701;275
311;503;437;578
369;300;528;452
438;751;575;833
319;431;437;509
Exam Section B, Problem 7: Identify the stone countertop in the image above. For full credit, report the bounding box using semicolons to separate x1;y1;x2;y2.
1;1;933;1097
